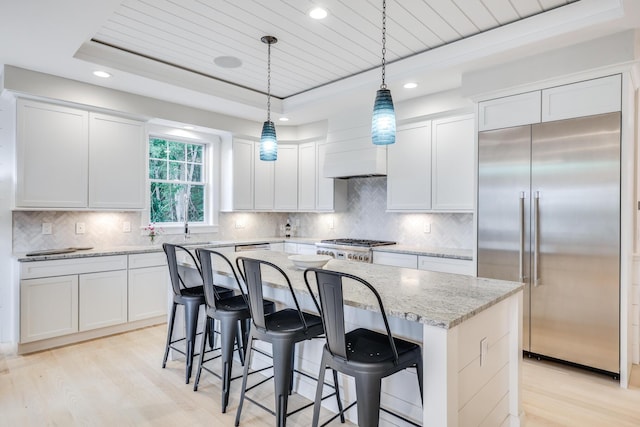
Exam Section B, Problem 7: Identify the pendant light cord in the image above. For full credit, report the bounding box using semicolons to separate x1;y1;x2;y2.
381;0;387;89
267;41;272;122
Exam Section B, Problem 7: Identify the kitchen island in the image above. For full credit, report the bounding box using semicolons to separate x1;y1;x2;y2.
213;250;523;427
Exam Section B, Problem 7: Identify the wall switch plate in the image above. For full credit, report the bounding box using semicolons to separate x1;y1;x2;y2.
122;221;131;233
75;222;86;234
423;222;431;233
42;222;52;235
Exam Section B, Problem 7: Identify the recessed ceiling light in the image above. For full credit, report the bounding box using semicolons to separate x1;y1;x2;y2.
214;56;242;68
403;82;418;89
279;117;289;122
309;7;328;20
93;70;111;78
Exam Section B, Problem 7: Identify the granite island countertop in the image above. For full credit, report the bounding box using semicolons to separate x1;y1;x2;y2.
228;250;521;330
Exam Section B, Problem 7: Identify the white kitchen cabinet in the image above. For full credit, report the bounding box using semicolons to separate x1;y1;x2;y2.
254;142;275;210
418;255;474;276
298;142;316;210
284;242;298;253
387;122;432;211
372;251;418;269
20;275;79;343
19;254;131;345
128;252;169;322
478;91;541;131
232;139;255;210
88;113;145;209
79;269;128;331
431;115;475;211
541;74;621;122
16;99;88;208
274;144;298;211
15;99;145;210
296;243;318;255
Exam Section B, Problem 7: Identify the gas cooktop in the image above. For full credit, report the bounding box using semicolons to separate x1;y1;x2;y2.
319;238;396;247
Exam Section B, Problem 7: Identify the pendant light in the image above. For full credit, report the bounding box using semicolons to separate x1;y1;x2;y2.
260;35;278;161
371;0;396;145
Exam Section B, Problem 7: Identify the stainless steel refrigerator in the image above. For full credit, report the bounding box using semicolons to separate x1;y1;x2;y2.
477;112;620;374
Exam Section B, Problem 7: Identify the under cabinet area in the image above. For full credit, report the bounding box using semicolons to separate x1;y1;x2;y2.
15;99;146;210
19;253;168;353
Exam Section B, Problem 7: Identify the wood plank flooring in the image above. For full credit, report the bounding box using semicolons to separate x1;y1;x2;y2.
1;325;639;426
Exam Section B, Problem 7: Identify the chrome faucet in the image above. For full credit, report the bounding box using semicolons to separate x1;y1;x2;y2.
183;192;190;241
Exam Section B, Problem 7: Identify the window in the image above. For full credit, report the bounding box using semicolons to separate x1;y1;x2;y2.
149;137;206;224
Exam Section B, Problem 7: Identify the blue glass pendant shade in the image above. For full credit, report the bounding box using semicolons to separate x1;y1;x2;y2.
260;120;277;161
371;88;396;145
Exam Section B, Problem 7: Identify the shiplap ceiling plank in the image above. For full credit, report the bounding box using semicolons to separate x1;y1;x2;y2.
91;0;582;98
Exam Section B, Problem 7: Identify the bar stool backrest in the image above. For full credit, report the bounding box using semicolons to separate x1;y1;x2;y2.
196;248;248;313
236;256;309;333
163;243;202;297
304;268;400;364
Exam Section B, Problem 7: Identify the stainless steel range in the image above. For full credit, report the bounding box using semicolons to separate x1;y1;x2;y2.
315;238;396;263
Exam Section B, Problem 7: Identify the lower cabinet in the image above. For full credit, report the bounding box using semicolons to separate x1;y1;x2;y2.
20;275;79;343
79;270;127;331
128;260;168;321
418;255;474;276
372;251;418;269
19;253;168;348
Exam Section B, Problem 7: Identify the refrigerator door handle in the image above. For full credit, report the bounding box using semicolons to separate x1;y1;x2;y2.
519;192;525;282
533;191;540;286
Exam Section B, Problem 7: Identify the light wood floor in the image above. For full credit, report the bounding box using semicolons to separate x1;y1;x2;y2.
1;325;639;426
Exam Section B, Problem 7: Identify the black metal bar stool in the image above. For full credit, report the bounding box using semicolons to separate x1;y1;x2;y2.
304;268;424;427
234;256;344;427
162;243;234;384
193;248;276;413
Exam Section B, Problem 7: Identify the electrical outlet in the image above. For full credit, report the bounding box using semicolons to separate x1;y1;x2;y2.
75;222;86;234
42;222;52;235
122;221;131;233
423;222;431;233
235;220;244;229
328;217;334;229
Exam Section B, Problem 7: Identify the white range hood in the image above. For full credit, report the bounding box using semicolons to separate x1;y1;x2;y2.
322;128;387;179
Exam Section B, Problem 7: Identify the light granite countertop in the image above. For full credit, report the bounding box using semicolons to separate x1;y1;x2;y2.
230;250;521;330
372;244;473;260
15;237;474;263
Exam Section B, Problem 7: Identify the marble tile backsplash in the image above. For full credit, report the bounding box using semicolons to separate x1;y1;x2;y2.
13;177;473;252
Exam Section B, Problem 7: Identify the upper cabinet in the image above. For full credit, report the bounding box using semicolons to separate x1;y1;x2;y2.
15;99;146;210
387;114;474;212
229;139;345;212
387;122;432;210
431;115;475;211
479;74;622;131
16;100;89;208
88;113;146;209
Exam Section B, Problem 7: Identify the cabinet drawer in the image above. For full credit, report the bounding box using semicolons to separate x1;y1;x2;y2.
372;252;418;269
21;255;128;279
128;252;166;269
418;256;474;276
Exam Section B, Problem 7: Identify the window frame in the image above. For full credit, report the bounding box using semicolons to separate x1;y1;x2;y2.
145;131;220;235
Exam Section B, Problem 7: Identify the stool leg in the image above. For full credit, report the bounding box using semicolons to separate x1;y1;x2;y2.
183;300;201;384
193;316;210;391
416;358;424;402
332;369;345;423
273;338;295;427
311;352;328;427
355;375;382;427
236;324;245;366
220;317;238;413
162;302;178;368
235;331;254;427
